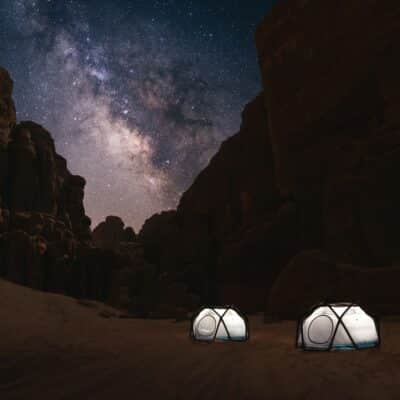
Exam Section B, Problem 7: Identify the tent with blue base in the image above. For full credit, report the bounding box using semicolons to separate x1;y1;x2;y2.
191;306;249;342
296;302;380;351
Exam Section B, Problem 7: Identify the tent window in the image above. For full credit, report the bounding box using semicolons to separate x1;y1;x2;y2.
198;315;217;337
308;315;334;345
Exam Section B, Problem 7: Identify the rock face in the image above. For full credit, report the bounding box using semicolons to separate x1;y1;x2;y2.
140;1;400;315
269;250;400;319
3;1;400;317
139;94;301;311
0;67;16;146
0;68;16;200
93;216;136;250
256;0;400;265
0;67;199;317
0;69;108;300
3;121;91;240
255;0;400;316
93;214;198;317
178;94;280;235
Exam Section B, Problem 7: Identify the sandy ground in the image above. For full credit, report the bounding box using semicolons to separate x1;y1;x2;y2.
1;279;400;400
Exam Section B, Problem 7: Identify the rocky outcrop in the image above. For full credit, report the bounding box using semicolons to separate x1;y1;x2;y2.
0;68;108;300
268;250;400;318
139;2;400;315
255;1;400;317
0;118;99;296
178;93;280;236
0;66;199;316
0;68;16;201
139;94;300;311
139;211;181;272
0;67;16;146
256;0;400;265
92;213;197;317
3;121;91;240
4;1;400;318
93;216;136;250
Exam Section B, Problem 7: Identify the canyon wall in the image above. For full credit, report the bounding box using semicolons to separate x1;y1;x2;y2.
142;0;400;315
0;67;198;317
256;0;400;316
0;68;114;300
140;93;302;311
3;1;400;317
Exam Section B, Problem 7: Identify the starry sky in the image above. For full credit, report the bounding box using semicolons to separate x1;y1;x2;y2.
0;0;278;231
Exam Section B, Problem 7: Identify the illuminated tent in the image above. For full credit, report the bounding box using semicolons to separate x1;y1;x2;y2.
191;306;249;342
297;302;380;351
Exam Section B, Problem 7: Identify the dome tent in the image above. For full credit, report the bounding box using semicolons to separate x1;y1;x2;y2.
191;306;249;342
296;302;380;351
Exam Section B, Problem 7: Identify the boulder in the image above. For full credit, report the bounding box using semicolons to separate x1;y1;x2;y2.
267;250;339;319
268;250;400;318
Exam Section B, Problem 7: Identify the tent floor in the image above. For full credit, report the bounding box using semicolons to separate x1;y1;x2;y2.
1;278;399;400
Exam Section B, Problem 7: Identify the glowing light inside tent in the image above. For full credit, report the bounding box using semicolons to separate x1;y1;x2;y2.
297;303;379;351
191;306;248;342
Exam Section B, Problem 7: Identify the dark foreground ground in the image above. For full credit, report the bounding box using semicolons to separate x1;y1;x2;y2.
1;279;400;400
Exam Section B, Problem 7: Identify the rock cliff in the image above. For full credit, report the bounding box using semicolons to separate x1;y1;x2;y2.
256;0;400;265
4;1;400;317
0;69;111;300
256;0;400;316
141;1;400;315
0;67;16;146
140;93;300;311
0;66;199;317
93;215;136;250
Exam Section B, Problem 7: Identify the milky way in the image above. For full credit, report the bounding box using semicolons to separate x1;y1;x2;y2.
0;0;277;230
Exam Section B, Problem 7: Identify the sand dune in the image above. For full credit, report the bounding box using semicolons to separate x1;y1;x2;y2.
1;279;400;399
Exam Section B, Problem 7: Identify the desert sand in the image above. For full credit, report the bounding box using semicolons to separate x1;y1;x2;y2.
1;279;400;400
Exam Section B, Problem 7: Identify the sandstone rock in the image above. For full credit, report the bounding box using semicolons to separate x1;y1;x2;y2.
0;145;8;198
0;208;10;232
138;0;400;315
268;249;400;318
7;126;39;211
256;0;400;267
0;67;112;303
61;174;91;240
93;216;136;250
0;67;16;145
178;93;279;237
3;119;91;242
138;94;285;311
216;200;301;312
268;250;339;319
0;229;49;291
123;227;136;242
139;210;180;269
68;246;118;301
3;0;400;319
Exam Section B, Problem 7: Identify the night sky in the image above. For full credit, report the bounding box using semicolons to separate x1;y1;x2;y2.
0;0;278;230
